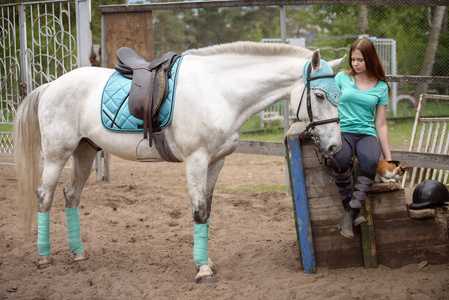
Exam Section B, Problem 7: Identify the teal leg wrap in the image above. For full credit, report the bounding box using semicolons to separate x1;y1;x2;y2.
66;207;84;254
193;222;209;266
37;212;51;256
206;219;210;260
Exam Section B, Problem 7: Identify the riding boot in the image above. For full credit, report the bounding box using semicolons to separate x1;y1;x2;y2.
337;210;357;240
353;213;366;227
342;201;366;227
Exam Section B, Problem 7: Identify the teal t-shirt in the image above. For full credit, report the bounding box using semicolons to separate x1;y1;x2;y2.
335;71;389;137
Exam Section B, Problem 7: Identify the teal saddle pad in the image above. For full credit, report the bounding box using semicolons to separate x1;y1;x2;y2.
101;56;183;132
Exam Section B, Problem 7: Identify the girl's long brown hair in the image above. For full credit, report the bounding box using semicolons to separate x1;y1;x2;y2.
347;38;392;97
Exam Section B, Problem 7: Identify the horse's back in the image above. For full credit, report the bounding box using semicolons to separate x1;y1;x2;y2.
40;67;114;111
37;67;115;143
48;67;114;91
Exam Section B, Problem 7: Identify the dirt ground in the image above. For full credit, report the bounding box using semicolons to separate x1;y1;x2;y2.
1;153;448;300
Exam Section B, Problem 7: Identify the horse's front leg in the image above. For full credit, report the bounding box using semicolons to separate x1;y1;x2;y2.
185;154;224;283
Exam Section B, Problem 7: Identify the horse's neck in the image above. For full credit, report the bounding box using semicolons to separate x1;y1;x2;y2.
205;55;304;120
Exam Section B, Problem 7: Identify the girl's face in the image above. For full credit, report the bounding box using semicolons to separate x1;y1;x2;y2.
351;49;367;75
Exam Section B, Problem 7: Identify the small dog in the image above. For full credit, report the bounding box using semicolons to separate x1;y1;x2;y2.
375;160;409;183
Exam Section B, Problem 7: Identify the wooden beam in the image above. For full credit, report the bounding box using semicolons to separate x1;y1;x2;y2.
391;151;449;170
235;141;449;172
354;163;378;269
235;140;286;157
98;0;448;13
386;75;449;85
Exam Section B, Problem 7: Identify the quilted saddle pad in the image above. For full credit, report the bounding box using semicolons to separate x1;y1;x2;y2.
101;56;183;132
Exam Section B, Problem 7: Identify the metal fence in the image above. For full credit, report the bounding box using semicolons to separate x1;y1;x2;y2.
0;0;92;165
100;0;449;151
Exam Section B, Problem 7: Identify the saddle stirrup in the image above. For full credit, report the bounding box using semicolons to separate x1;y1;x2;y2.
135;137;157;162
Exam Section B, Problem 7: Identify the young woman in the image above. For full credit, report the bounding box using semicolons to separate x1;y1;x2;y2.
333;38;392;239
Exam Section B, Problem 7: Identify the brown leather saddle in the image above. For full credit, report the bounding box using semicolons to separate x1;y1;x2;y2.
114;48;181;150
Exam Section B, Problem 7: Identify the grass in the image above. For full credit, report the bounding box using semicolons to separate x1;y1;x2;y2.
0;124;12;132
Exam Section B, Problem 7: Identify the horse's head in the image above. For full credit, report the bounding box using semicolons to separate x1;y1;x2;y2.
290;50;346;157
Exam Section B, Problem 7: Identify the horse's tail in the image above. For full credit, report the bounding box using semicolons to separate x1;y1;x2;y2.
13;84;50;233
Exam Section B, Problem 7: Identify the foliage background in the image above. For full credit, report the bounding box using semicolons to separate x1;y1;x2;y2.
114;1;448;150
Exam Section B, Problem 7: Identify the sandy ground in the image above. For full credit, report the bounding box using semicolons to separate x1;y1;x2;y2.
1;153;448;300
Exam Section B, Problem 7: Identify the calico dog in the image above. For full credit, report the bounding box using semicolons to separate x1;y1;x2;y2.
375;160;409;183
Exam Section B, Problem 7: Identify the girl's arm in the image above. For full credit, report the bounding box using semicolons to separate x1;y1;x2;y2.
375;105;392;161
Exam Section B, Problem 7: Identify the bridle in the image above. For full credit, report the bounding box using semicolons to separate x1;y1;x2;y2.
295;62;340;157
294;61;355;181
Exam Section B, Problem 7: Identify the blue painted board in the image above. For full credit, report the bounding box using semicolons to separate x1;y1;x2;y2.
286;136;317;274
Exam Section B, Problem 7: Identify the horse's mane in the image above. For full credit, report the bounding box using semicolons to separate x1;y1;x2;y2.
183;41;313;58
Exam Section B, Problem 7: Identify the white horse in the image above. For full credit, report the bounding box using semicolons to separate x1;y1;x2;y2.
13;41;344;283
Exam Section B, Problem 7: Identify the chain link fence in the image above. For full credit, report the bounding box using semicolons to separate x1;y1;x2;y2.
99;1;449;151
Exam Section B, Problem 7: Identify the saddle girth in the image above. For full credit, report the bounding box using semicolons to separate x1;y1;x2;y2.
115;48;181;148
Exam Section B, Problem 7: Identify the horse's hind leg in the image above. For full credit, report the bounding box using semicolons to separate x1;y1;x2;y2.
63;140;98;262
36;149;74;268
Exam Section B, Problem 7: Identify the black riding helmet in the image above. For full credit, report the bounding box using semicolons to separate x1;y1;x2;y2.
409;179;449;210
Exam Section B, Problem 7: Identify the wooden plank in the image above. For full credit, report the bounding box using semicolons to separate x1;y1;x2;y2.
99;0;449;13
354;163;378;268
105;11;154;68
386;75;449;85
376;245;449;268
286;136;317;274
391;151;449;170
308;194;342;225
235;140;449;172
235;140;286;156
374;217;449;250
285;141;303;267
370;189;408;220
360;196;378;268
312;225;364;269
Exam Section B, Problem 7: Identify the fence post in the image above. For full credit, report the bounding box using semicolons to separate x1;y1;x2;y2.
18;4;31;96
76;0;92;67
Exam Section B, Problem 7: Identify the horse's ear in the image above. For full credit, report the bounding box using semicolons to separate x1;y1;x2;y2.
311;50;321;71
327;54;347;71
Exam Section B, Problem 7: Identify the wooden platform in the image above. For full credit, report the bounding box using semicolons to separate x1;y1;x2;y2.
297;137;449;269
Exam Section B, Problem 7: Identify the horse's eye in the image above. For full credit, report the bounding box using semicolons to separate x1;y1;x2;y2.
316;93;325;101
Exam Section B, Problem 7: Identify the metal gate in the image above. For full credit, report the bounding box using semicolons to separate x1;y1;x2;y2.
0;0;92;165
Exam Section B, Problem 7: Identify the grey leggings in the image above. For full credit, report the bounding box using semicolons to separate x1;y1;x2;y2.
332;132;381;212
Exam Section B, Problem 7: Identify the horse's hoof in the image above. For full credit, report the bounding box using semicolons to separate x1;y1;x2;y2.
207;258;218;274
210;266;218;275
195;264;216;283
196;276;218;284
36;255;52;269
73;252;88;262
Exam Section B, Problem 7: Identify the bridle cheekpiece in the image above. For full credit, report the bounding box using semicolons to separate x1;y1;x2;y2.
296;59;341;135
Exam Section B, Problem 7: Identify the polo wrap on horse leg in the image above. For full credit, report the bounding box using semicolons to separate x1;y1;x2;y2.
37;212;51;256
193;221;209;266
66;207;84;254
